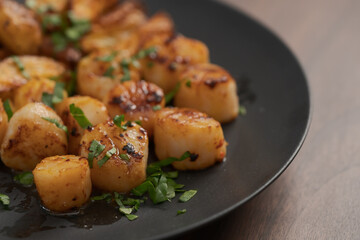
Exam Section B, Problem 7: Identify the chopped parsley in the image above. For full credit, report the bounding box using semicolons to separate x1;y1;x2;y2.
13;172;34;186
179;190;197;202
103;65;115;79
120;154;130;161
120;60;131;82
87;140;105;168
42;117;68;134
69;103;92;129
41;82;65;108
12;56;30;79
0;194;9;207
152;105;162;111
97;147;117;167
185;79;192;88
238;105;247;116
96;51;118;62
165;82;181;104
3;99;13;121
91;193;112;202
177;209;186;215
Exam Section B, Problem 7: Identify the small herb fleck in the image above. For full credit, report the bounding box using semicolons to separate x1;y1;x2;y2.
97;148;117;167
179;190;197;202
12;56;30;79
152;105;162;111
177;209;186;215
42;117;68;134
238;105;247;116
3;99;13;121
165;82;181;104
69;103;92;129
14;172;34;186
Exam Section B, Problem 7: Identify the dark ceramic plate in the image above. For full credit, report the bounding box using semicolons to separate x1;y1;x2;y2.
0;0;310;239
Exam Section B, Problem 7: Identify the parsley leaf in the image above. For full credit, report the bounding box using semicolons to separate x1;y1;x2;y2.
3;99;13;121
91;193;112;201
0;194;9;206
97;147;117;167
103;65;115;79
152;105;162;111
126;214;138;221
14;172;34;186
69;103;92;129
238;105;247;115
12;56;30;79
96;51;118;62
177;209;186;215
185;79;191;88
88;140;105;168
179;190;197;202
42;117;68;134
165;82;181;104
41;82;65;108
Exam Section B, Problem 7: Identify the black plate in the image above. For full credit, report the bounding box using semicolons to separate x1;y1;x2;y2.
0;0;310;239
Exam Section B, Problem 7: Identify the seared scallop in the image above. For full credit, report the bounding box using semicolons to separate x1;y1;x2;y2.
25;0;68;12
77;49;141;100
0;0;42;55
79;121;148;193
0;99;8;146
55;96;110;154
1;103;68;171
141;33;209;93
103;80;165;136
71;0;117;21
174;63;239;123
154;108;226;170
137;12;174;42
13;78;68;110
0;56;66;99
33;155;92;212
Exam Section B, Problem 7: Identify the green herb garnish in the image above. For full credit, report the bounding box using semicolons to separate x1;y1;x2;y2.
120;60;131;82
97;147;117;167
120;154;130;161
41;82;65;108
88;140;106;168
152;105;162;111
3;99;13;121
12;56;30;79
126;214;138;221
177;209;186;215
14;172;34;186
96;51;118;62
42;117;68;134
69;103;92;129
91;193;112;202
179;190;197;202
103;65;115;79
0;194;10;207
238;105;247;116
185;79;191;88
165;82;181;104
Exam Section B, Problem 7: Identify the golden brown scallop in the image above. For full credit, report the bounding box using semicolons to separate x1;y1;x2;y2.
0;99;9;146
141;33;209;93
79;120;148;193
25;0;68;12
103;80;165;136
174;63;239;122
33;155;92;212
0;0;42;54
154;107;227;170
71;0;117;21
1;103;68;171
77;49;141;100
55;96;110;155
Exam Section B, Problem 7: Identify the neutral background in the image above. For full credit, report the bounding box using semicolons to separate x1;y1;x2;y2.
180;0;360;239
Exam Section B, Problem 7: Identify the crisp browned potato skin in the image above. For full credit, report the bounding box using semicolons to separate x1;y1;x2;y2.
1;103;68;171
55;96;110;155
71;0;117;21
174;63;239;123
0;56;66;99
0;0;42;55
154;108;227;170
77;50;141;100
0;99;8;146
141;34;209;93
33;155;92;212
13;78;68;110
79;121;148;193
103;80;165;136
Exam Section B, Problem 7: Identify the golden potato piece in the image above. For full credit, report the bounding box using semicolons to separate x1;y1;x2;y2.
0;99;8;145
141;34;209;93
55;96;110;155
174;63;239;123
0;102;68;171
103;80;165;136
154;108;226;170
13;78;68;110
0;56;66;98
79;121;148;193
71;0;117;21
77;50;141;100
33;155;92;212
0;0;42;54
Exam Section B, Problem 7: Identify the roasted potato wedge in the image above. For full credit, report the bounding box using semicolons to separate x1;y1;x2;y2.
141;34;209;93
55;96;110;154
174;63;239;122
79;121;148;193
103;80;165;136
33;155;92;212
154;108;226;170
1;103;68;171
0;0;42;54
